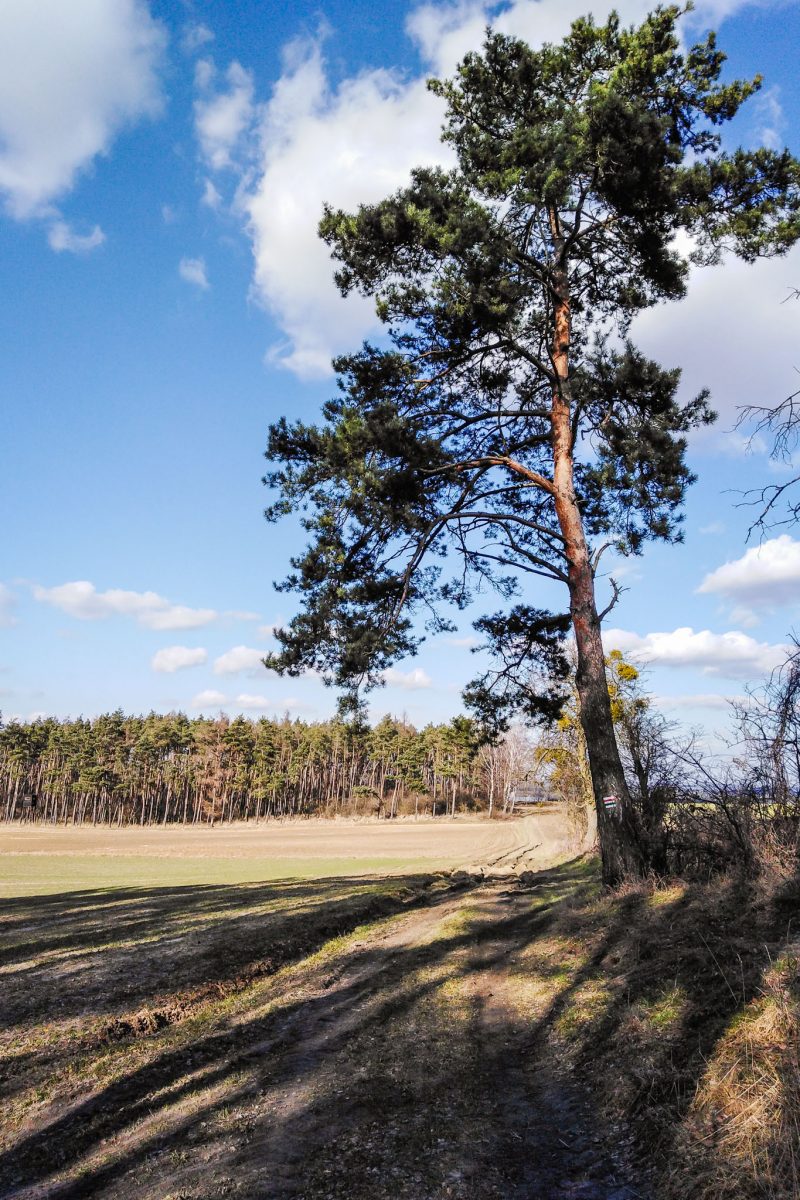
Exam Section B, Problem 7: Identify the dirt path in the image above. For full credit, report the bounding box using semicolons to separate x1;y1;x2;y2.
66;879;642;1199
1;819;646;1200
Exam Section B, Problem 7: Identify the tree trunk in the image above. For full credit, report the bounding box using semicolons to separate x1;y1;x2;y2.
549;210;645;885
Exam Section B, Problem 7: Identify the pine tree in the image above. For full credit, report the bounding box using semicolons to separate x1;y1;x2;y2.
263;7;800;883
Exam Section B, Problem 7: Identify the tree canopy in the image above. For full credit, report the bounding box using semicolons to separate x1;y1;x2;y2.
263;5;800;879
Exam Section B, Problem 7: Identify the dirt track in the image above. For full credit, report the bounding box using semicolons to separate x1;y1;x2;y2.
0;815;646;1199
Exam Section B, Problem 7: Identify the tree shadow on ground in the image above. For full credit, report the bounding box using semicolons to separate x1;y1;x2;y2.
0;859;789;1199
0;875;434;1031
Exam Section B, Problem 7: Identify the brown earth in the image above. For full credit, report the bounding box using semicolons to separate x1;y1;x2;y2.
0;809;571;870
0;815;648;1200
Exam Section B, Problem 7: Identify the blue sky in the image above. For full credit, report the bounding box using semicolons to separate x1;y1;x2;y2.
2;0;800;741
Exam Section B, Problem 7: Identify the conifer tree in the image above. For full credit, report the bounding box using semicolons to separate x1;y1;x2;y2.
264;6;800;882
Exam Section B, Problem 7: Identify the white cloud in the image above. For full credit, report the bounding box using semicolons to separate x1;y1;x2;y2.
235;693;309;712
240;0;776;380
0;584;17;627
194;57;216;90
195;60;254;170
405;0;777;77
699;521;726;536
382;666;433;690
191;689;227;710
444;635;479;648
179;256;209;289
201;177;222;210
181;23;214;55
151;645;208;673
257;623;279;639
603;626;787;680
754;85;784;151
161;203;177;224
0;0;165;219
213;645;268;675
698;535;800;618
633;243;800;431
33;581;217;630
47;220;105;254
654;692;742;712
241;32;451;378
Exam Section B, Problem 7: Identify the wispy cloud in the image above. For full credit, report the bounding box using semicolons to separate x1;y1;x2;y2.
179;256;209;290
181;23;214;56
194;60;254;170
0;583;18;627
47;220;105;253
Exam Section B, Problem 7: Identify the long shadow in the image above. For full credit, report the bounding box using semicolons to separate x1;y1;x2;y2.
526;870;790;1188
9;857;775;1198
1;860;631;1200
0;878;389;960
0;875;436;1033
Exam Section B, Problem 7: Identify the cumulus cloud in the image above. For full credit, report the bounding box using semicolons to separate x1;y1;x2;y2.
382;666;433;690
195;60;254;170
47;220;106;254
239;0;781;381
698;536;800;620
178;256;209;289
603;626;787;680
191;689;227;710
0;0;165;219
241;32;451;378
151;645;208;673
32;581;217;630
0;583;18;627
213;645;268;675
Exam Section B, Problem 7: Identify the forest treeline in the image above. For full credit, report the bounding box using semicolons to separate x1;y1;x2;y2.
0;710;517;825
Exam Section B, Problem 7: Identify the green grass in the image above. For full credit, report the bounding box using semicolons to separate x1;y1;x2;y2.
0;852;439;896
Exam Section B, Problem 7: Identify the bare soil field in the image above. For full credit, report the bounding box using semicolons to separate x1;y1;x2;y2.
0;811;572;896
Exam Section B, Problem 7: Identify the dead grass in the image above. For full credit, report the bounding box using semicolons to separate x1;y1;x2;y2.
503;867;800;1200
669;945;800;1199
2;834;798;1199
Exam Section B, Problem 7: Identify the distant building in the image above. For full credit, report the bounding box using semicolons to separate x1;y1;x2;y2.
508;784;555;809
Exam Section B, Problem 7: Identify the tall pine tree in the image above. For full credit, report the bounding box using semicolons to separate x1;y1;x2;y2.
264;7;800;883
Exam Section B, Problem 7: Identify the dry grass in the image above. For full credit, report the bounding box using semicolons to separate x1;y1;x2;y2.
669;945;800;1200
499;867;800;1200
2;829;798;1199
